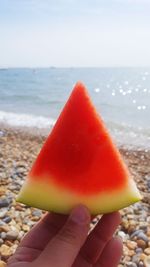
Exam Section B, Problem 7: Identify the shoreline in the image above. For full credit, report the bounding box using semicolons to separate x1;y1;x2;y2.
0;122;51;138
0;122;149;151
0;125;150;266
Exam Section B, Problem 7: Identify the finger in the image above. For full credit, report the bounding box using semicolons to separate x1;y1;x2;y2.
7;246;41;265
20;212;68;250
95;236;123;267
35;205;91;267
80;212;121;264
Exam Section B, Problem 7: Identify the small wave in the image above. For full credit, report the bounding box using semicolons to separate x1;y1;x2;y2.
107;121;150;149
0;110;149;149
0;110;56;129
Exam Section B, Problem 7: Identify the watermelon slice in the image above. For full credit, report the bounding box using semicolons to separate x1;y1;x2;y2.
17;82;141;214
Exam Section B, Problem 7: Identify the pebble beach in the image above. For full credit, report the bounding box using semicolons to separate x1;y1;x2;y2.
0;126;150;267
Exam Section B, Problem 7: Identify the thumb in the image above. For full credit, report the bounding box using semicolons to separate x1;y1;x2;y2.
35;205;90;267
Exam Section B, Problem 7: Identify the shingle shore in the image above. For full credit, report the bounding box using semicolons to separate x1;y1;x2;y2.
0;126;150;267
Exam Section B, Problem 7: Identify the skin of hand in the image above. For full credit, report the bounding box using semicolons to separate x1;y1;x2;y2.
8;205;123;267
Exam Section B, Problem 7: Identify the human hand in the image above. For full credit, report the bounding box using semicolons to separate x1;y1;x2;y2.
8;205;122;267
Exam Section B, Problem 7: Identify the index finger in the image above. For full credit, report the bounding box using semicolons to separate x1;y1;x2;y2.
20;212;68;251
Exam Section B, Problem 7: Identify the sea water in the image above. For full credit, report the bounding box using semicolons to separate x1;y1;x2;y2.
0;67;150;149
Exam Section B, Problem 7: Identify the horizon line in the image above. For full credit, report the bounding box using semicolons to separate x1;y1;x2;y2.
0;65;150;69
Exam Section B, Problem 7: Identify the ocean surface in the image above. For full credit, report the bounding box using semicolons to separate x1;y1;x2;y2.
0;67;150;149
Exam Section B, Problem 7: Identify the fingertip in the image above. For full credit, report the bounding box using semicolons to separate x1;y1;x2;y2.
96;236;123;266
109;236;123;259
36;205;91;266
107;236;123;259
112;236;123;249
102;211;122;225
41;212;51;221
70;204;91;225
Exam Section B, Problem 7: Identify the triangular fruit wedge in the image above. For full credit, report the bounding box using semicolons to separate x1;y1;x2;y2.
17;82;141;214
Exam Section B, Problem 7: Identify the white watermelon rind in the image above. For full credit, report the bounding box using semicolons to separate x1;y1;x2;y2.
16;176;142;215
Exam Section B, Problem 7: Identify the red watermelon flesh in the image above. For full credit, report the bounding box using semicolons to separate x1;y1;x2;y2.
17;82;141;214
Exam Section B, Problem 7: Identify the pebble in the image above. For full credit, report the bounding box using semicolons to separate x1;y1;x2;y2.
31;216;40;222
128;225;136;234
5;240;13;246
3;216;12;224
8;185;20;191
129;220;136;226
0;261;7;267
128;250;136;257
24;209;31;216
0;225;10;232
144;256;150;267
132;254;141;264
0;130;5;136
0;238;4;245
0;244;12;258
18;231;25;240
0;210;8;219
1;232;6;239
122;255;131;263
0;220;5;226
140;253;147;261
126;262;137;267
118;231;127;241
140;225;148;232
127;240;137;250
137;239;147;249
131;230;143;239
16;168;26;176
15;204;24;211
137;232;149;242
127;214;135;220
144;248;150;255
0;199;10;208
32;209;42;217
22;224;30;232
135;248;143;254
147;179;150;189
6;230;19;241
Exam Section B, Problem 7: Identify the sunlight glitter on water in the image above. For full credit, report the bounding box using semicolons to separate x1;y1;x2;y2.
137;105;147;110
124;80;129;85
144;71;149;75
94;88;100;93
111;90;116;96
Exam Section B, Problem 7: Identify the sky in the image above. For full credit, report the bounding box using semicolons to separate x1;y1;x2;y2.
0;0;150;67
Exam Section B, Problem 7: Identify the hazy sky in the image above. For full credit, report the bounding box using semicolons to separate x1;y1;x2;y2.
0;0;150;67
